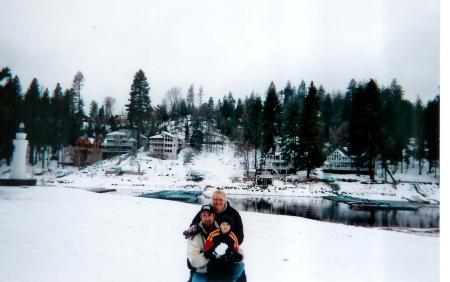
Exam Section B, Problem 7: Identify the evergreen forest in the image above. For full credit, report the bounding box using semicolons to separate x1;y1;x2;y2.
0;67;440;180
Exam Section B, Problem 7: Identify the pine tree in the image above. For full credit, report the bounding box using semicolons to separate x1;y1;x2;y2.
297;82;325;178
348;79;384;181
297;80;306;106
0;69;23;164
185;121;190;143
317;84;326;102
208;97;214;108
107;115;118;132
413;97;425;175
39;88;52;167
61;89;73;149
320;93;333;143
281;98;302;172
217;93;236;137
179;99;188;118
126;69;151;148
89;100;99;119
328;91;346;149
379;79;410;176
98;106;106;124
234;98;244;127
262;81;282;154
342;78;357;123
50;83;64;156
282;81;294;108
244;92;263;169
190;118;203;151
23;78;41;164
424;95;439;175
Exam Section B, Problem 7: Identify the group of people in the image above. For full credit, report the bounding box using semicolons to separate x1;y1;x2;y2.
186;189;246;282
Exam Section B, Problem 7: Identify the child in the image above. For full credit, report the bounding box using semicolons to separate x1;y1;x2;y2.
204;216;243;281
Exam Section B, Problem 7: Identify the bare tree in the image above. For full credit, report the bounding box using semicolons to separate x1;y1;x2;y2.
166;87;182;110
69;146;84;170
198;85;204;107
72;71;85;114
236;141;252;177
186;84;195;107
104;96;116;118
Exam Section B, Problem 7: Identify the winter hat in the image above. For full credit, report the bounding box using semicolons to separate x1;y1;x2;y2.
219;215;233;229
200;205;215;214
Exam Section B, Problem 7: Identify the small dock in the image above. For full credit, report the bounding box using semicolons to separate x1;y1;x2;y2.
347;201;420;211
323;195;422;211
323;195;370;203
88;188;117;193
138;190;202;203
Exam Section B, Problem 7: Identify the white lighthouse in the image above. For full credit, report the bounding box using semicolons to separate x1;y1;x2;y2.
9;123;29;179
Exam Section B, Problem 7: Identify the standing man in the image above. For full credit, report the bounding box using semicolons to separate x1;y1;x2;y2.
187;205;218;282
187;204;245;282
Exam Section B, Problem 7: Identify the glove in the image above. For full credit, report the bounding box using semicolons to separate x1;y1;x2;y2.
204;247;216;259
225;250;243;263
234;252;243;262
183;225;199;239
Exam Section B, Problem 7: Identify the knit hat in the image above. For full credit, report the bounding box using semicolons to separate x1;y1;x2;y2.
219;215;233;229
200;204;215;214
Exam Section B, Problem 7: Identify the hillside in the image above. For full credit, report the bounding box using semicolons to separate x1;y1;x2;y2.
23;140;439;203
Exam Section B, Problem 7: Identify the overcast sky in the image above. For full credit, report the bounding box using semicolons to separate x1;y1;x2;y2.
1;0;440;114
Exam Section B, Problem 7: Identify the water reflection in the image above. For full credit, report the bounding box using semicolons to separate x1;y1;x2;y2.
199;195;439;228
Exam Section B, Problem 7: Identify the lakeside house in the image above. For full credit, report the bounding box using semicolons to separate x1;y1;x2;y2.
102;129;147;158
264;149;293;175
73;135;103;165
322;146;370;174
148;131;183;160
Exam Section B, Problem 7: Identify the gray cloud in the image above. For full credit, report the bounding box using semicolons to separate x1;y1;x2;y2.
0;0;440;113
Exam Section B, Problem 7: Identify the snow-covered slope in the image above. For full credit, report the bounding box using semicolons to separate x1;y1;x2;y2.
33;142;439;203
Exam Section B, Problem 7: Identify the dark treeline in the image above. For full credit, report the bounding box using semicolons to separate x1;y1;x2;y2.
160;78;439;180
0;67;440;180
0;67;118;166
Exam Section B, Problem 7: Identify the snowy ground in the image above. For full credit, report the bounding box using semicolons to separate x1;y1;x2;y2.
0;186;440;282
0;142;442;281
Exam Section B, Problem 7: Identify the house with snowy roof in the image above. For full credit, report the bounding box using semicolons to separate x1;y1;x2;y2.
263;149;293;175
148;131;181;160
322;146;370;174
102;129;146;158
73;135;103;165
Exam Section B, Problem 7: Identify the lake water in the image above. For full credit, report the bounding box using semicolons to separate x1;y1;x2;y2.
197;195;440;229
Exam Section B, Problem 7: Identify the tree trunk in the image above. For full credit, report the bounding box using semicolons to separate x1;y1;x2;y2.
42;148;45;169
383;161;396;185
254;147;258;170
369;158;375;182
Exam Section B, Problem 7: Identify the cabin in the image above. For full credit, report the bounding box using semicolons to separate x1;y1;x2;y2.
73;135;103;165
